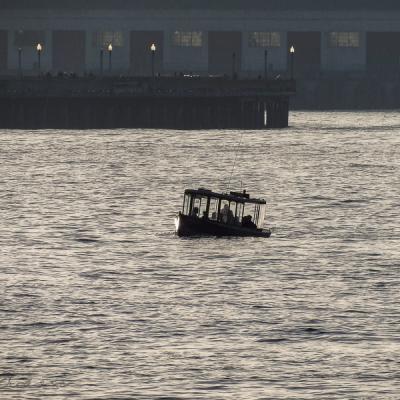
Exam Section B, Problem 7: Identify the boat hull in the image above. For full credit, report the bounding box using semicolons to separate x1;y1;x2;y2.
175;213;271;238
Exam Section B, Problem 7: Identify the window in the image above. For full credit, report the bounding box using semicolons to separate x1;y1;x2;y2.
208;198;219;220
14;30;45;47
254;204;260;226
230;201;237;224
219;200;229;223
242;203;256;228
183;194;191;215
219;200;236;224
173;31;203;47
249;32;281;48
236;203;244;224
258;204;266;229
188;196;208;217
191;197;201;217
198;197;208;218
329;32;360;48
93;31;124;48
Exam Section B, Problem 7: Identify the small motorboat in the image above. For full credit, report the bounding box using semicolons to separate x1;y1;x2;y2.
175;188;271;237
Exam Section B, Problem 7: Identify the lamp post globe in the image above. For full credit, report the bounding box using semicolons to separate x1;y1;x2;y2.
36;43;42;74
108;43;113;73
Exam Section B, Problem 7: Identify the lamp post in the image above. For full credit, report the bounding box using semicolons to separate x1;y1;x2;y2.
108;43;113;73
289;45;295;80
150;43;156;79
36;43;42;74
100;48;104;76
232;52;236;78
18;47;22;77
264;49;268;80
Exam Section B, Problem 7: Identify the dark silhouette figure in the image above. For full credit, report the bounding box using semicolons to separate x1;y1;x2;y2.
242;215;256;229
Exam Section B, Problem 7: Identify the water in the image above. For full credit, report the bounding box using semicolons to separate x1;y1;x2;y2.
0;111;399;399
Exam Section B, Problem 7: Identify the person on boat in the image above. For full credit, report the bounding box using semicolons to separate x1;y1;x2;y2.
227;208;234;224
242;215;257;229
220;204;229;223
221;204;234;224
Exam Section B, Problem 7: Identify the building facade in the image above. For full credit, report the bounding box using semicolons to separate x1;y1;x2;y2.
1;0;400;77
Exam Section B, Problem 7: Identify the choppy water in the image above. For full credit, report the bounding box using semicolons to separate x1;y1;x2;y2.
1;111;399;399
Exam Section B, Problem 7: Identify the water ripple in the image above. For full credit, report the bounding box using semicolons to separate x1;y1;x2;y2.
0;111;399;399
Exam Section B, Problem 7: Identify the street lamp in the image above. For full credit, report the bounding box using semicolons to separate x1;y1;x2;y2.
36;43;42;74
150;43;156;79
264;49;268;80
108;43;113;73
232;52;236;78
289;45;295;80
18;47;22;77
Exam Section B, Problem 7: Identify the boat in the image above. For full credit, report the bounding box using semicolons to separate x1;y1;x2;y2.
175;187;271;237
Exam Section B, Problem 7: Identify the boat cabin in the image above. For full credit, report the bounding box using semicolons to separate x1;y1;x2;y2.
181;188;266;230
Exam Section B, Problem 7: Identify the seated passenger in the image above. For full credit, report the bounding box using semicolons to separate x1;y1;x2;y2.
191;207;199;217
227;208;234;224
221;204;235;224
242;215;257;229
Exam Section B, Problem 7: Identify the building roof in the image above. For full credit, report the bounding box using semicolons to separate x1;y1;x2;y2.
2;0;400;11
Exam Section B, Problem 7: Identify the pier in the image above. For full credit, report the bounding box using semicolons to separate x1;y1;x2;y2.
0;76;295;130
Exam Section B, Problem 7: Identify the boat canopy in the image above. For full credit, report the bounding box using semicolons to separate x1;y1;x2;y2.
182;188;267;229
184;188;266;205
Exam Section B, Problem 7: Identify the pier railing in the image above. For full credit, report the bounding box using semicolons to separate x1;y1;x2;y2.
0;76;296;98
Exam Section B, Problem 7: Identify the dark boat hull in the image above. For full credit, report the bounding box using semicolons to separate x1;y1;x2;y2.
175;213;271;238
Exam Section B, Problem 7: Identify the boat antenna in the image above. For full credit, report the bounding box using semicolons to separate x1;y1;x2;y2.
225;131;244;193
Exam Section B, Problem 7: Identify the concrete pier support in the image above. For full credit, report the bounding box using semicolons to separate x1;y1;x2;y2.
266;98;289;129
0;95;291;130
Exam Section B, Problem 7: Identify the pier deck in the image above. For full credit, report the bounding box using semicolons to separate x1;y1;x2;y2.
0;76;295;130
